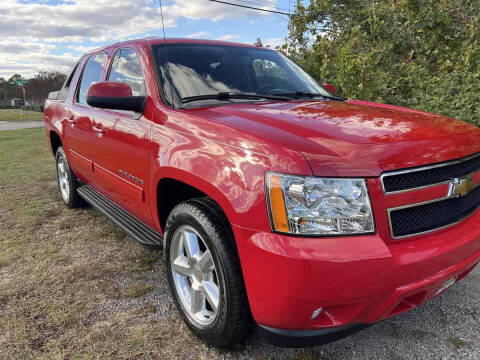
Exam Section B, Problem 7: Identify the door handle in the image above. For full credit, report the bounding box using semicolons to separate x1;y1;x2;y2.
66;115;77;125
92;123;105;134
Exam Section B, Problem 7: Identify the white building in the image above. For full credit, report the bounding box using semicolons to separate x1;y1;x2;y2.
10;99;24;107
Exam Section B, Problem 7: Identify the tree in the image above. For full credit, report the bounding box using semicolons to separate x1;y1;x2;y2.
0;75;23;106
286;0;480;125
25;71;66;108
0;71;66;110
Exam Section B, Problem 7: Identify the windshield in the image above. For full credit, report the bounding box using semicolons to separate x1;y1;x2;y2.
152;43;333;107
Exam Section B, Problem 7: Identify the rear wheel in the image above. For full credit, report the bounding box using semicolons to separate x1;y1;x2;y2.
164;199;251;347
55;146;83;208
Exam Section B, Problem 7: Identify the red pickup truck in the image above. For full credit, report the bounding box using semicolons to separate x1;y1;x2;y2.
44;38;480;347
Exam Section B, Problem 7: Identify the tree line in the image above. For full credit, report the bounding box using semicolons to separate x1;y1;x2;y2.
0;72;67;111
285;0;479;126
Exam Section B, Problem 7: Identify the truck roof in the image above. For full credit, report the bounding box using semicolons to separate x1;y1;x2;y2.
83;37;268;56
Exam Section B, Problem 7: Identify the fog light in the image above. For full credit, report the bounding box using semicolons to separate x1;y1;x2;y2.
311;307;323;320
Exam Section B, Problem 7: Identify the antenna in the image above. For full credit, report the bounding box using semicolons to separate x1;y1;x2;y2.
158;0;175;108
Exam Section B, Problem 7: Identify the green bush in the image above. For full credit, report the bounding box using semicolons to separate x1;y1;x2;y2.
286;0;480;126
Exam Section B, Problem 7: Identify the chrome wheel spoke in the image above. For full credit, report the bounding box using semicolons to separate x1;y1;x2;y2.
57;159;70;202
58;162;65;176
190;288;206;314
172;256;191;276
198;250;213;272
183;231;200;259
202;280;219;311
170;225;221;326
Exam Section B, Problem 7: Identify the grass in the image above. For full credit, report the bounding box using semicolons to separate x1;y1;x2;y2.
125;284;154;298
0;108;43;122
0;128;227;359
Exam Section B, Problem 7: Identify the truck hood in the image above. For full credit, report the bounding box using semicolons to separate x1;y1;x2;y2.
189;100;480;177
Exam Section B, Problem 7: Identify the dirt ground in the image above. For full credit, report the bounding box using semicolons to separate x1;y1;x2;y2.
1;128;478;359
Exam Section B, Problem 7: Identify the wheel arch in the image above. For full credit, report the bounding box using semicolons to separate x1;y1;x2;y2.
49;130;62;155
153;168;238;234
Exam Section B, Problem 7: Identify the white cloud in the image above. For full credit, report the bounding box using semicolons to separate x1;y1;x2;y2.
0;40;56;56
0;0;279;78
169;0;276;21
0;0;175;43
0;54;78;78
0;39;77;78
67;45;100;53
217;34;240;41
264;37;285;48
186;31;208;39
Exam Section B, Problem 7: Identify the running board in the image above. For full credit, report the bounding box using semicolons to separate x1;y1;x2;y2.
77;185;163;249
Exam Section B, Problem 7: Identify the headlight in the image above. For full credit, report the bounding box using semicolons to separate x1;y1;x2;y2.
266;172;375;235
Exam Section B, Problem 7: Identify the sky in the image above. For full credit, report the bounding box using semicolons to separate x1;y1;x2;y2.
0;0;295;79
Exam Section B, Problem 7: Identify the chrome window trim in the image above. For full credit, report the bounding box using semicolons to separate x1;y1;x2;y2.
381;151;480;195
387;182;480;239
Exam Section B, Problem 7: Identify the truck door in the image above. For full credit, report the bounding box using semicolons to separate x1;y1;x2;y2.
66;53;108;183
90;47;153;225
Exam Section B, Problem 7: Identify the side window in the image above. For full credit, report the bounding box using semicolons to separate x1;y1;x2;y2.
58;62;79;101
76;53;108;105
108;48;146;96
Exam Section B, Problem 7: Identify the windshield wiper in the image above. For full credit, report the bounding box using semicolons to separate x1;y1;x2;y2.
181;92;291;104
272;91;344;101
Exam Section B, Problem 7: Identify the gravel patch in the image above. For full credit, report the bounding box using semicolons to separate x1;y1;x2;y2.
144;261;176;320
94;262;175;321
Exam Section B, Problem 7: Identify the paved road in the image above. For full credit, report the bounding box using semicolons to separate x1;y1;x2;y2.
0;121;44;131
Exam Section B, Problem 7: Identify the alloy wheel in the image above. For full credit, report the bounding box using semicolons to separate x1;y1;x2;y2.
170;225;220;326
57;156;70;203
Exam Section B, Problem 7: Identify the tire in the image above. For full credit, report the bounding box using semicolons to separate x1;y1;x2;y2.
55;146;83;208
164;198;252;347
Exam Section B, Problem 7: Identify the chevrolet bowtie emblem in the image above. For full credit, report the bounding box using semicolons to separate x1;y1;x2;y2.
448;176;475;198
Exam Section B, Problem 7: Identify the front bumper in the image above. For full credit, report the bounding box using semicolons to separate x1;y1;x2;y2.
257;323;369;348
233;209;480;341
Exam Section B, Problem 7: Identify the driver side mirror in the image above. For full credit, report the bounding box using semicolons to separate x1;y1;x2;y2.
86;81;146;113
323;83;335;95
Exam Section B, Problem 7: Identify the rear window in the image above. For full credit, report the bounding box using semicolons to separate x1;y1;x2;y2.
57;62;79;101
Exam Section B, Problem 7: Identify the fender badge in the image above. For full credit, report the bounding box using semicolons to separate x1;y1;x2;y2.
119;169;144;185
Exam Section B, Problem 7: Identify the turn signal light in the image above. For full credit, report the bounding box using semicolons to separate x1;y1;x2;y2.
267;173;290;232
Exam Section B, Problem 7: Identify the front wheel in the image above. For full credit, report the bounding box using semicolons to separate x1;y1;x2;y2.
55;146;83;208
164;199;251;347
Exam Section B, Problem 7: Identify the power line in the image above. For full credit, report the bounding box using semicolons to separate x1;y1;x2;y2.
234;0;292;13
206;0;292;16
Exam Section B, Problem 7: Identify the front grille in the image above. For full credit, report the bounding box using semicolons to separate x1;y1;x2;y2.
389;186;480;238
382;152;480;193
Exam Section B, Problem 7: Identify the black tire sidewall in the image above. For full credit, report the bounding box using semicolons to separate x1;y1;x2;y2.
165;207;231;340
